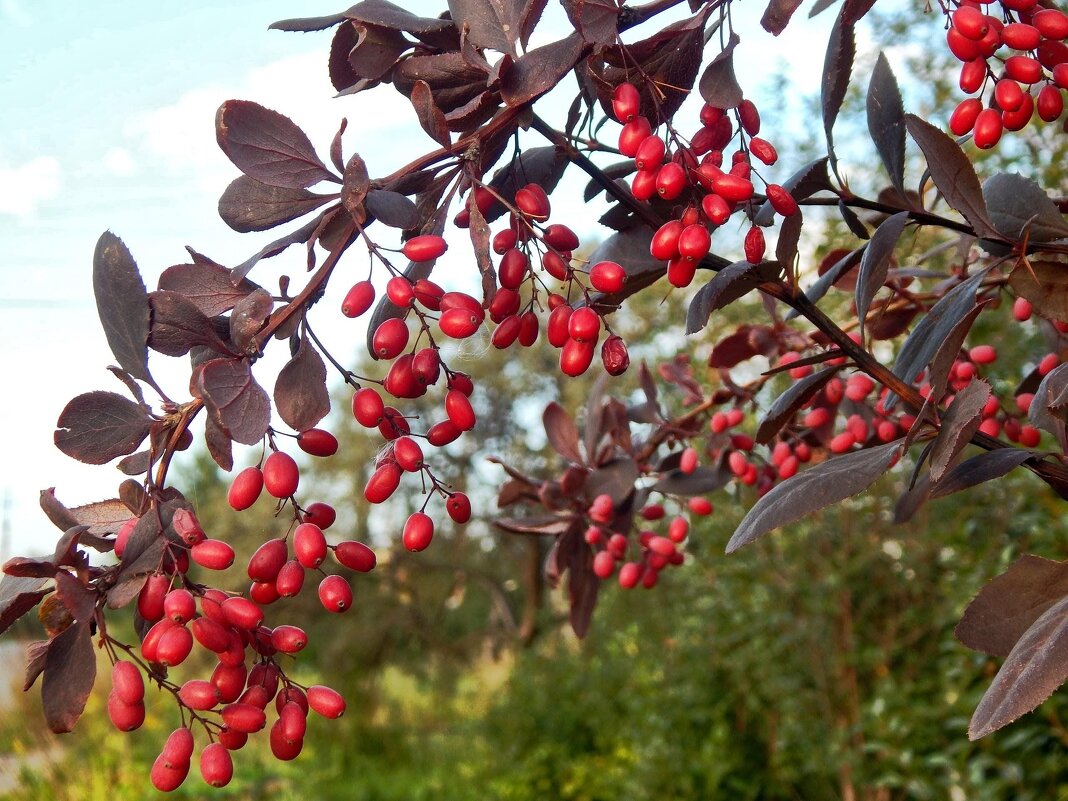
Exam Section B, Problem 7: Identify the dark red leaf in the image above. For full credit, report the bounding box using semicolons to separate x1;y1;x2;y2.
218;175;336;234
930;448;1034;500
410;80;452;148
329;20;364;93
346;0;455;37
3;558;57;578
904;114;999;239
756;366;839;445
347;22;410;81
926;304;986;404
727;439;902;553
330;119;347;174
494;516;574;536
761;0;803;35
269;12;347;32
365;189;420;230
448;0;525;56
775;208;804;273
887;269;988;410
23;640;49;692
687;261;780;335
842;0;877;23
216;100;337;189
855;211;909;334
42;621;96;733
866;52;906;198
1009;260;1068;326
957;555;1068;659
699;33;743;109
821;11;855;178
929;380;991;482
275;338;330;432
0;576;49;635
1028;363;1068;452
204;416;234;472
93;232;151;384
544;402;583;464
567;540;599;638
393;52;488;114
519;0;549;47
229;288;274;354
501;32;585;107
585;458;639;504
983;173;1068;243
192;358;271;446
157;262;259;318
652;465;731;496
709;326;764;369
65;499;135;536
562;0;619;44
969;594;1068;739
54;391;151;466
148;290;233;357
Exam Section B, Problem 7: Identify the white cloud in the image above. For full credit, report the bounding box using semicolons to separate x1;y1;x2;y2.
101;147;136;176
0;156;60;218
0;0;31;27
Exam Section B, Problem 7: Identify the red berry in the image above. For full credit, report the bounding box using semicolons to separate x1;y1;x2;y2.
969;344;997;364
618;116;652;157
744;226;766;264
294;523;328;568
445;389;477;431
191;617;231;653
1034;8;1068;40
1037;85;1064;123
498;248;529;290
601;335;630;376
307;685;347;718
341;280;375;318
568;307;600;342
612;82;641;122
200;743;233;788
156;624;194;667
402;234;448;262
590;261;626;293
515;183;551;220
386;276;415;307
107;692;145;732
318;575;352;613
972;108;1003;149
275;560;306;597
271;624;308;654
677;223;711;261
221;596;263;630
542;249;571;281
650;220;683;261
263;451;299;498
353;387;386;428
547;305;573;348
446;493;472;524
560;338;596;376
217;727;248;751
655;161;688;200
221;703;267;733
543;224;580;252
334;541;377;572
711;172;753;203
680;447;698;474
365;462;402;503
190;539;236;571
1019;425;1042;448
137;573;168;622
439;307;483;339
372;318;410;360
1014;296;1034;321
178;679;219;711
297;428;338;457
950;98;983;136
518;310;539;347
247;538;287;583
111;660;144;705
164;589;196;624
427;420;462;447
492;314;522;349
151;753;189;792
952;5;988;40
738;99;761;135
618;562;642;589
958;59;986;94
301;501;335;531
402;512;435;552
748;137;777;165
592;550;616;579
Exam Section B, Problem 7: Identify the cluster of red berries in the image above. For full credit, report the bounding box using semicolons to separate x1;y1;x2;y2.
944;0;1068;147
107;500;349;791
611;83;797;285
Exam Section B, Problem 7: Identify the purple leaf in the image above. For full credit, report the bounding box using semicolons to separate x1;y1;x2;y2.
347;22;410;81
1009;259;1068;326
855;211;909;334
393;52;489;114
544;402;583;464
866;52;906;198
345;0;455;38
957;555;1068;659
275;338;330;432
727;439;902;553
54;391;152;465
699;33;743;109
447;0;525;56
982;173;1068;243
42;621;96;733
756;366;839;445
192;358;271;446
761;0;804;35
365;189;420;230
821;11;855;178
410;80;452;148
216;100;337;189
687;260;780;335
501;32;585;107
0;575;48;635
231;215;324;284
969;593;1068;739
93;232;151;384
1028;363;1068;452
585;458;639;504
218;175;336;233
652;465;731;496
269;12;347;32
341;153;371;220
229;288;274;355
562;0;619;44
905;114;999;239
158;262;259;318
204;416;234;472
495;516;574;536
148;290;234;357
929;379;991;482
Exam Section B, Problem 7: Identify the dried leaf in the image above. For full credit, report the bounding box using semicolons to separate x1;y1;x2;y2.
856;211;909;336
929;379;991;482
93;232;150;384
275;338;330;432
969;594;1068;739
42;621;96;733
501;32;585;107
727;439;901;553
756;366;839;445
54;391;151;465
229;289;274;354
982;172;1068;243
341;152;371;219
410;80;452;148
192;358;271;446
905;114;999;239
866;52;906;198
218;175;335;233
216;100;337;189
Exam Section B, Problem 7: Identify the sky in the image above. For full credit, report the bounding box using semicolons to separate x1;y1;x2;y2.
0;0;885;559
